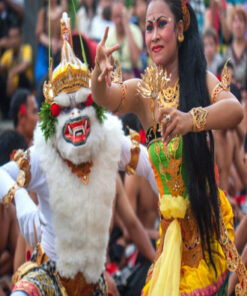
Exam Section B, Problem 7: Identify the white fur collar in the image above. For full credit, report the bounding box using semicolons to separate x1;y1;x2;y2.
34;114;123;283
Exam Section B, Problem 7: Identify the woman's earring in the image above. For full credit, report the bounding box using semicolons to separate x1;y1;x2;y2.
178;34;184;43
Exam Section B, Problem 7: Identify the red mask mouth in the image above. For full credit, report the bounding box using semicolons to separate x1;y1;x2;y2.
63;116;90;146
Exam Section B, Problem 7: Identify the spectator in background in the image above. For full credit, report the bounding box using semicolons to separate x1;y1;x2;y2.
203;27;223;75
5;0;24;22
9;88;39;146
224;6;247;100
106;0;143;80
0;26;33;119
131;0;148;70
35;0;67;86
76;0;99;40
204;0;232;51
0;0;24;56
76;0;114;43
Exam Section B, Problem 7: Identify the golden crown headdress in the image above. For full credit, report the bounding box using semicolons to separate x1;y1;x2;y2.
43;12;91;104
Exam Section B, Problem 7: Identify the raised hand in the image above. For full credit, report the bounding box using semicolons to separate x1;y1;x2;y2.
95;26;119;87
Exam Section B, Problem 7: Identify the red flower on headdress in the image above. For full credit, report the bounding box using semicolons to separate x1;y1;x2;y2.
51;103;61;117
85;93;93;106
19;104;26;115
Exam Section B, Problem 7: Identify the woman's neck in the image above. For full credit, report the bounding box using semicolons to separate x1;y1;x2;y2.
163;58;179;86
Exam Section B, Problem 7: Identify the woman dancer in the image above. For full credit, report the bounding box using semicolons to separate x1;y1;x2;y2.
91;0;246;294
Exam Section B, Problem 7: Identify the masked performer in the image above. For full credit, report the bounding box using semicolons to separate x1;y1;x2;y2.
91;0;247;294
0;12;157;296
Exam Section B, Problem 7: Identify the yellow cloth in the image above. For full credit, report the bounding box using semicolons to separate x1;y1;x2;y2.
0;44;33;89
148;195;188;296
142;189;234;296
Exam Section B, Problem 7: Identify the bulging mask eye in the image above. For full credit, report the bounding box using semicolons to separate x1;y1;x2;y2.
54;92;70;107
75;88;91;104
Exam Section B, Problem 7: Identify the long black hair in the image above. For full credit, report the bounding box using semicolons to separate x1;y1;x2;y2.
152;0;220;270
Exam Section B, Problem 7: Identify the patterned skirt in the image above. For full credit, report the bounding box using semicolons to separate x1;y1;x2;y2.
12;244;107;296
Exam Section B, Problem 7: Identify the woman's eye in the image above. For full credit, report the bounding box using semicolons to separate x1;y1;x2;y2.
158;19;167;28
77;102;85;109
146;24;153;32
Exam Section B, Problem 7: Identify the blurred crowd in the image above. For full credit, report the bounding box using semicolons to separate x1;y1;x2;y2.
0;0;247;295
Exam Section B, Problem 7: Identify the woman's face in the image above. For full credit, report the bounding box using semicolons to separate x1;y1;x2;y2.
232;13;246;40
145;0;179;68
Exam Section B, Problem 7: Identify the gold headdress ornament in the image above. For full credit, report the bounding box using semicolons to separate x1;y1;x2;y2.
43;12;91;104
181;0;190;31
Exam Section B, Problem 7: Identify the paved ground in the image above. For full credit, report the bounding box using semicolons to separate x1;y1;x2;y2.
0;119;14;133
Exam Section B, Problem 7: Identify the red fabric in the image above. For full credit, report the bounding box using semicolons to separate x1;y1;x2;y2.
233;194;246;206
86;93;93;106
26;250;31;261
106;262;119;275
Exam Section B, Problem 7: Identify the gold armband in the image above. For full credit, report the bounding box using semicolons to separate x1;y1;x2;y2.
113;83;127;113
211;83;224;104
126;127;141;175
190;107;208;132
211;59;231;104
3;149;31;207
2;183;19;207
111;61;127;113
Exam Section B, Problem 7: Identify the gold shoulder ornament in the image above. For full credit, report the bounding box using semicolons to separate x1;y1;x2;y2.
126;127;141;175
211;59;231;104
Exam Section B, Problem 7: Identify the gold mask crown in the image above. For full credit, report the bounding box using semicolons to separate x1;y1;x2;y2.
43;12;91;104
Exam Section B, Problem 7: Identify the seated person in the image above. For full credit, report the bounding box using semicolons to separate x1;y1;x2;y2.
0;26;33;118
0;130;25;296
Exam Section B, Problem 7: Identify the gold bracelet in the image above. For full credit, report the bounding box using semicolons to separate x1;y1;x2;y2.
2;183;19;207
190;107;208;132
